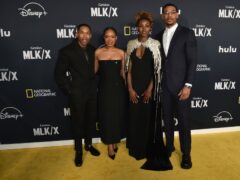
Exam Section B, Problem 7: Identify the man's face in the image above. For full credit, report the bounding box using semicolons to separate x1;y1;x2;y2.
76;26;92;48
161;5;179;27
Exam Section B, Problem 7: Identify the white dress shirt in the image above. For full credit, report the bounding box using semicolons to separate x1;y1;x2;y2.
163;23;178;56
163;23;192;88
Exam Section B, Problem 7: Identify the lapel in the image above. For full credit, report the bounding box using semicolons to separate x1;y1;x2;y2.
159;30;166;59
166;25;182;58
73;40;89;66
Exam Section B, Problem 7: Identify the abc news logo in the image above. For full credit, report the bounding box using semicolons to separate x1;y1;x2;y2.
56;25;75;39
218;46;237;53
218;6;240;19
191;97;208;108
214;79;236;90
0;69;18;82
33;124;59;136
91;3;118;17
23;47;51;60
192;25;212;37
0;29;11;38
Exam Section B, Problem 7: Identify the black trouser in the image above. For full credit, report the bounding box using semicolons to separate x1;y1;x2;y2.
161;81;191;156
69;81;97;152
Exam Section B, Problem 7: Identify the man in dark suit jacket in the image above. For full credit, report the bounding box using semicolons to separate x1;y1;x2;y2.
157;3;197;169
55;24;100;167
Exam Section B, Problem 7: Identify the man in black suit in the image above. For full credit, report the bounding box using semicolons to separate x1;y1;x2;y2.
55;24;100;167
157;3;197;169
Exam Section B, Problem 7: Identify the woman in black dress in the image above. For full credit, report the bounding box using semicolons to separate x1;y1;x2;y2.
126;11;156;160
95;27;126;160
126;11;172;170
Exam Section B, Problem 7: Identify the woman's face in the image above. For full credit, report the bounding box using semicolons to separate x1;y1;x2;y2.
104;29;117;47
138;19;151;38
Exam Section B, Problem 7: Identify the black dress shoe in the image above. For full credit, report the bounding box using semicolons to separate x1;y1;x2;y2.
181;155;192;169
74;152;83;167
167;147;175;157
85;145;100;156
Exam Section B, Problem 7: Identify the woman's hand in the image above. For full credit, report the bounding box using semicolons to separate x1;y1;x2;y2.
142;89;152;103
129;88;139;104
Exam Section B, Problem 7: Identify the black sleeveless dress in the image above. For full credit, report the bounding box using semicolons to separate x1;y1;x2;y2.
127;48;154;160
127;48;173;170
98;60;126;144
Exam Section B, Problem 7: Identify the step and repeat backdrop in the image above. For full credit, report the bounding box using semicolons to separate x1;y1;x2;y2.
0;0;239;145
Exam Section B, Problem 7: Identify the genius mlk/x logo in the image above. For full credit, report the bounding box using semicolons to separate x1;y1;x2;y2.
218;6;240;19
91;3;118;17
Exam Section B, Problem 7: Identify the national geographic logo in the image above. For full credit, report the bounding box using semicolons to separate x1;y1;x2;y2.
123;26;138;36
218;6;240;19
91;3;118;18
26;89;56;99
26;89;34;98
196;64;211;72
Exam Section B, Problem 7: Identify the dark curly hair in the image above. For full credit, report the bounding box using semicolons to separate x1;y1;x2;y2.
135;11;154;27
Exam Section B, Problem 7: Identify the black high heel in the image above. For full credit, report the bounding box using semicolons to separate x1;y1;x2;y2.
108;153;115;160
114;147;118;153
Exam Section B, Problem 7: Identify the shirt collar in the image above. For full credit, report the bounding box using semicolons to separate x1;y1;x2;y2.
165;23;178;33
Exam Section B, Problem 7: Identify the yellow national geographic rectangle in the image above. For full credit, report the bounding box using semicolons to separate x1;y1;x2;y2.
124;26;131;36
26;89;34;98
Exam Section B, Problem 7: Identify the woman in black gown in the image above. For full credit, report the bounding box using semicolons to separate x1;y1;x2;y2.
95;27;126;160
126;11;172;170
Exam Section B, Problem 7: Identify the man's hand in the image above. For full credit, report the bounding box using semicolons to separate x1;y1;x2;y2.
178;86;191;101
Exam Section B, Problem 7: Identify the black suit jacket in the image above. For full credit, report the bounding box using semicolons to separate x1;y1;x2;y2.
55;39;96;95
157;25;197;95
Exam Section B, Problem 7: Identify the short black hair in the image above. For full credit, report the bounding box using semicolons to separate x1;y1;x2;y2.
76;23;92;33
162;3;179;13
103;27;118;36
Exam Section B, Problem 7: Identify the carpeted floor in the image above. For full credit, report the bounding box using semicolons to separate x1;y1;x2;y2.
1;132;240;180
